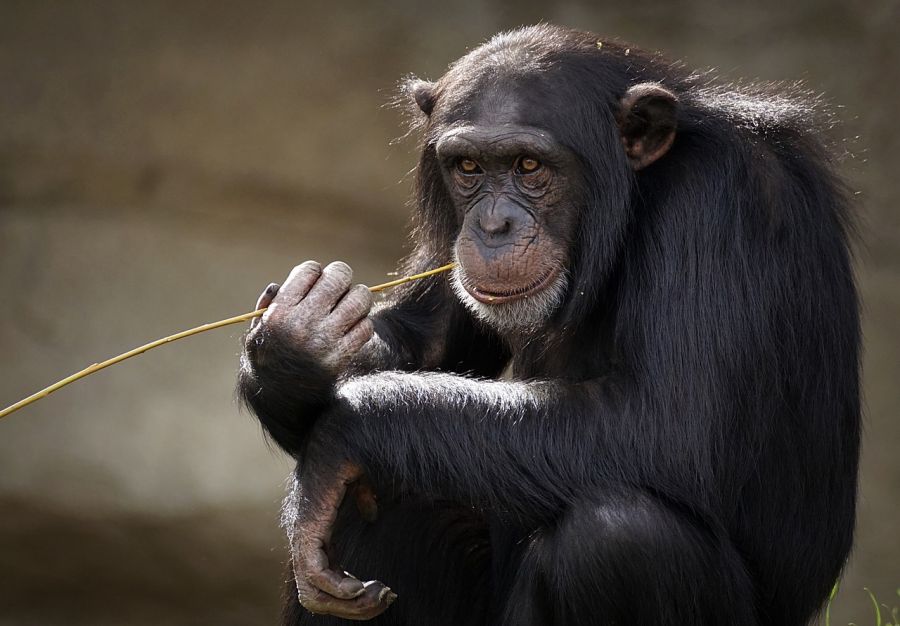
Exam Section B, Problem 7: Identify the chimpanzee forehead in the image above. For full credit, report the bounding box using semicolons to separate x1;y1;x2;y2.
436;74;561;130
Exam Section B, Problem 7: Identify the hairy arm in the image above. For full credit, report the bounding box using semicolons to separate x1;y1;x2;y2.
309;372;613;524
283;369;629;619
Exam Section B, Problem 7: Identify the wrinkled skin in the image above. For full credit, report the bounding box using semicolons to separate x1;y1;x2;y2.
248;261;374;376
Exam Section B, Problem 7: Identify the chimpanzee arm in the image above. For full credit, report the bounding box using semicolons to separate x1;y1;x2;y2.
279;372;600;619
285;369;699;619
305;372;618;525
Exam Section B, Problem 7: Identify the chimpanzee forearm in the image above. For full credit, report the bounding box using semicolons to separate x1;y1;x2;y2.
303;371;622;525
238;331;338;454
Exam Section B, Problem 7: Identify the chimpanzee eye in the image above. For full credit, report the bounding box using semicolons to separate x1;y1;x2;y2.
517;156;542;174
457;159;482;175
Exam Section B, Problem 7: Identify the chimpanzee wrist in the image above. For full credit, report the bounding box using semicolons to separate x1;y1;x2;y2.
238;330;339;455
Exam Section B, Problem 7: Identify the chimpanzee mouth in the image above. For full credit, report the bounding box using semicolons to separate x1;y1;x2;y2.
468;266;561;305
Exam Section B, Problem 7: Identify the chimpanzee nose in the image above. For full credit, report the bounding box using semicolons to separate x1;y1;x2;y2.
477;200;516;238
479;214;511;236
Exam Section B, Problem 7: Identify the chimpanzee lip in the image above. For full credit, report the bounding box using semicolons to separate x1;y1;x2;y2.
468;266;560;304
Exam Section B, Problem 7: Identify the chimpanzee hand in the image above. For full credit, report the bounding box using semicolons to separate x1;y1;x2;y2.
286;461;396;620
246;260;375;376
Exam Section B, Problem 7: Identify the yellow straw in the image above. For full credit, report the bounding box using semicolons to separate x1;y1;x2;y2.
0;262;457;420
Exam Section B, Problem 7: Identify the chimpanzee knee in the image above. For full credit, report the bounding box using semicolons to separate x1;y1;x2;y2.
503;493;759;626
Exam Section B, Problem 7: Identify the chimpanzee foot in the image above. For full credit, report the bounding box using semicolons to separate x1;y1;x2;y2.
291;463;396;620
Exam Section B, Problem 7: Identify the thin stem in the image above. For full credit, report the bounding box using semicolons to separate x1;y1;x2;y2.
367;262;457;293
0;262;457;420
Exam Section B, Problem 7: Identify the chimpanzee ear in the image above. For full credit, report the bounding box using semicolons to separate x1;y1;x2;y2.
616;83;679;170
408;79;437;116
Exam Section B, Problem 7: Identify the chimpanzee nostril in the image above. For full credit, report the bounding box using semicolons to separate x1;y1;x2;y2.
476;199;519;238
478;213;512;236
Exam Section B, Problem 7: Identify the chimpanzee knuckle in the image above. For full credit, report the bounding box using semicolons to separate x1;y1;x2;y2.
332;285;374;326
254;309;318;353
351;284;375;313
307;313;338;340
343;318;375;351
309;568;366;600
255;304;283;331
289;299;327;328
355;582;396;615
299;263;356;316
296;585;326;613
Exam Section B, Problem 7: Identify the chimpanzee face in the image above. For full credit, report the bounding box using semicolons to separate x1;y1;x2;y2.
436;114;580;333
412;73;677;335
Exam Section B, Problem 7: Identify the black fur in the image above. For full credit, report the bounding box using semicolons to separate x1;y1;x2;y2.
239;25;860;626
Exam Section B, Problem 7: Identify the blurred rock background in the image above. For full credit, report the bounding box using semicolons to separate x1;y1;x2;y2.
0;1;896;624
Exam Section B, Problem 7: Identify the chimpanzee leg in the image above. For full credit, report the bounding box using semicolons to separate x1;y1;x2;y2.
284;497;491;626
500;492;759;626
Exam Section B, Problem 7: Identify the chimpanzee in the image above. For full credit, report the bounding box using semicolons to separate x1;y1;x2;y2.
238;24;860;626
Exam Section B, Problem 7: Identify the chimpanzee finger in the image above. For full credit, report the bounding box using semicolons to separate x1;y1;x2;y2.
295;536;365;601
251;283;281;329
307;567;366;600
337;318;375;356
329;284;373;333
276;260;323;306
298;578;396;620
256;283;281;310
304;261;354;312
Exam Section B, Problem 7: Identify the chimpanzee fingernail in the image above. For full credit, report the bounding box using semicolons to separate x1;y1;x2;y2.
382;589;398;604
266;283;280;295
